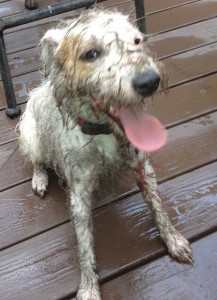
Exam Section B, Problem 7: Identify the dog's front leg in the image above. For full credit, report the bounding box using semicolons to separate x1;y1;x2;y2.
70;181;101;300
136;155;194;264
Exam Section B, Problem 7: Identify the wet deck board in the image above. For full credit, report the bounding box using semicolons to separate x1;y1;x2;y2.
0;113;217;248
0;162;217;299
101;231;217;300
0;0;204;19
1;70;217;145
149;17;217;58
3;15;217;77
0;0;217;299
1;38;217;110
1;110;217;191
3;1;217;54
146;0;217;34
3;16;217;81
0;31;217;108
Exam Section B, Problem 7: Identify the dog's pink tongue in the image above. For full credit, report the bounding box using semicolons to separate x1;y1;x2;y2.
119;107;167;152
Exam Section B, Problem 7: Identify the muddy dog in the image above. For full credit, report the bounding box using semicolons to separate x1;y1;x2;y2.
19;10;193;300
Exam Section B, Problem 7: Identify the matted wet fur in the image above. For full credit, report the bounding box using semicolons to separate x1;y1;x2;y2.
19;9;193;300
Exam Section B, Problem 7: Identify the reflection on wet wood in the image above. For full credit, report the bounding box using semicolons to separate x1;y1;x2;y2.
0;162;217;299
102;231;217;300
149;17;217;58
146;0;217;34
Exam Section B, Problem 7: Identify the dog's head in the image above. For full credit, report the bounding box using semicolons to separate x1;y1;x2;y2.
41;9;168;152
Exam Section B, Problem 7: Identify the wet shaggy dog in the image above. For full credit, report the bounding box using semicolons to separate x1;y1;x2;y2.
19;10;193;300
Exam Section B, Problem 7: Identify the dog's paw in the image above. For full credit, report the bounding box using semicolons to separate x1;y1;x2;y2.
76;285;101;300
167;231;194;264
32;170;48;198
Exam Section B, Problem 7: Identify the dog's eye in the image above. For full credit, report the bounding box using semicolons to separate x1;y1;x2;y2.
80;49;101;61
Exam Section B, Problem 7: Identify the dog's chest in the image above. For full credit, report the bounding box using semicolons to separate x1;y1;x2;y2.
94;134;123;160
69;127;136;167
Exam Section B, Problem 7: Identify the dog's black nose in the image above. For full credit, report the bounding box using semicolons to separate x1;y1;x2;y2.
132;70;160;97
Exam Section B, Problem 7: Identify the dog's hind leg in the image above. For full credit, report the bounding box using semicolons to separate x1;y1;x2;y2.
136;156;194;264
69;178;101;300
19;111;49;198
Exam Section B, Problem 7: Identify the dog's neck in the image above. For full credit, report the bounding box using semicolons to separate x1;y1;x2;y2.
58;94;115;135
76;117;113;135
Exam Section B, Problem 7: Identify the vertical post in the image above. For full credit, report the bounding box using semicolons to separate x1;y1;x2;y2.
0;33;21;118
135;0;146;34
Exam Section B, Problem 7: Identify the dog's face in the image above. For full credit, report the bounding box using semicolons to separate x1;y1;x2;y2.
41;10;168;152
42;10;167;102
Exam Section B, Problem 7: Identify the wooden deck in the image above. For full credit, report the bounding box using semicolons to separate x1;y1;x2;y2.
0;0;217;299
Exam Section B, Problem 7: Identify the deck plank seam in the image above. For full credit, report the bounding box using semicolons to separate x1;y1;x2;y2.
2;35;217;90
55;225;217;300
1;105;217;143
1;105;217;195
0;177;31;193
0;219;69;252
1;0;201;21
3;0;135;36
1;131;217;195
95;157;217;209
170;70;217;89
158;39;217;61
0;137;19;147
145;0;201;16
147;13;217;37
1;67;216;113
0;197;216;300
5;14;217;58
3;3;216;39
165;108;217;129
1;156;216;243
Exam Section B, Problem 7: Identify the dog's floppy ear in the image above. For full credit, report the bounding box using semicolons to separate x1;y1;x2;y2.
40;28;67;77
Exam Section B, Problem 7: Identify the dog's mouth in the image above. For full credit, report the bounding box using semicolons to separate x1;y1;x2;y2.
91;95;167;153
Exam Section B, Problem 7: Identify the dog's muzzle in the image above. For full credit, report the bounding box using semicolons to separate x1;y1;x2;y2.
132;70;160;97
